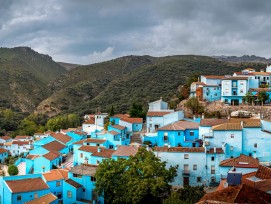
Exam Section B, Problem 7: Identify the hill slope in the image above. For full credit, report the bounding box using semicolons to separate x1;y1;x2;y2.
0;47;66;112
36;55;266;116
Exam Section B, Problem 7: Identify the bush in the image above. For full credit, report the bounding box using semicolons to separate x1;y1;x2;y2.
8;165;18;175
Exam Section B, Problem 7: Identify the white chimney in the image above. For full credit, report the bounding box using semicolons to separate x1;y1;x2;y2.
202;113;204;119
240;121;244;128
193;115;196;120
97;147;101;153
214;146;216;154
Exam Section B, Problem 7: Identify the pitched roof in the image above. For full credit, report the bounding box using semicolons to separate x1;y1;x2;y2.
147;111;171;117
158;120;199;131
73;140;84;145
65;178;82;188
43;151;61;161
108;130;121;135
111;125;126;130
192;82;207;85
5;178;49;193
212;123;242;131
112;146;138;157
43;169;69;181
78;146;100;153
70;164;97;176
0;136;11;141
111;114;130;118
201;75;225;79
12;141;31;146
50;132;72;144
84;138;106;144
91;148;115;158
154;147;205;153
197;184;271;204
222;76;249;80
42;140;66;152
120;117;143;124
251;71;271;76
200;119;229;127
220;154;259;168
26;154;40;160
0;147;8;154
255;165;271;180
83;118;95;125
14;135;32;140
25;193;57;204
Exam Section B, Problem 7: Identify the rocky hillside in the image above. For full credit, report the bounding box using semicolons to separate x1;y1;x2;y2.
213;55;271;64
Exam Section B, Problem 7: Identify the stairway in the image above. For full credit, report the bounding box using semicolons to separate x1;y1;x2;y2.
17;162;26;175
130;132;142;144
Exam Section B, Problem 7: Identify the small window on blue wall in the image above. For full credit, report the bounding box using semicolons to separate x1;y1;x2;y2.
178;132;181;136
190;131;194;136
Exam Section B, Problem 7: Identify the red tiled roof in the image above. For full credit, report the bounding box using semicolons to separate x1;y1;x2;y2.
112;146;138;157
74;131;87;135
255;165;271;180
14;135;32;140
73;140;84;145
154;147;205;153
197;184;271;203
0;136;11;141
83;118;95;125
42;169;69;181
201;75;225;79
0;148;8;154
42;140;66;152
220;154;259;168
78;146;101;153
111;125;126;130
5;178;49;193
26;154;40;160
206;148;224;154
108;130;120;135
92;148;115;158
200;119;229;127
158;120;199;131
25;193;57;204
12;141;31;146
84;138;106;144
43;151;60;161
65;179;82;188
192;82;207;85
147;111;171;117
120;117;143;124
111;114;130;118
50;132;72;144
212;123;242;131
222;76;249;80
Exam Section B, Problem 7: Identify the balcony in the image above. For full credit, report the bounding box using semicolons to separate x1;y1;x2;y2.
182;170;190;175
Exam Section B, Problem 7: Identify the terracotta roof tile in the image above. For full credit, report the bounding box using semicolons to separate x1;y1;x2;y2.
78;146;101;153
43;169;69;181
83;118;95;125
73;140;84;145
70;164;97;176
112;146;138;157
154;147;205;153
147;111;171;117
201;75;225;79
42;140;66;152
50;132;72;144
43;151;60;161
14;135;32;140
120;117;143;124
25;193;57;204
111;125;126;130
5;178;49;193
111;114;130;118
91;148;115;158
222;76;249;80
206;148;224;154
12;141;31;146
255;165;271;180
220;154;259;168
192;82;207;85
26;154;40;160
74;131;87;135
84;138;106;144
212;123;242;131
200;119;229;127
65;178;82;188
158;120;199;131
0;147;8;154
0;136;11;141
108;130;120;135
197;184;271;203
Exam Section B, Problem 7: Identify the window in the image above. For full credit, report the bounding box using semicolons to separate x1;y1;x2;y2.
249;153;252;156
178;132;181;136
230;146;234;151
80;153;83;158
83;188;86;192
17;195;22;201
254;143;257;148
97;160;100;165
163;132;168;141
34;193;38;199
67;191;72;198
240;89;244;93
211;156;214;161
149;124;152;128
56;181;61;186
86;143;90;145
197;177;202;182
96;144;100;147
211;176;216;183
193;165;197;170
73;173;82;178
57;193;62;199
189;131;194;136
231;134;234;138
149;117;152;121
91;176;96;182
211;165;215;174
240;82;244;85
126;134;129;139
184;154;189;159
109;145;114;149
255;76;257;79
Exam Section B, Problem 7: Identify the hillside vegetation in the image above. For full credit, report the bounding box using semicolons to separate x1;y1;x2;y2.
0;47;66;112
35;55;266;116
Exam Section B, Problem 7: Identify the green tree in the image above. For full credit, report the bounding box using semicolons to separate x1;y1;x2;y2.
8;165;18;175
243;92;254;104
109;105;115;117
258;91;269;104
95;148;178;204
129;102;146;118
185;97;203;114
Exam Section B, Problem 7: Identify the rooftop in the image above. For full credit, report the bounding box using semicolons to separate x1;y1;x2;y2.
201;75;225;79
91;148;115;158
147;111;171;117
50;132;72;144
65;178;82;188
220;154;259;168
112;146;138;157
222;76;249;80
5;177;49;193
0;136;11;141
83;118;95;125
111;125;126;130
108;130;121;136
42;169;68;181
42;140;66;152
212;123;242;131
26;154;40;160
120;117;143;124
78;146;101;153
200;119;229;127
14;135;32;140
154;147;205;153
0;147;8;154
206;148;224;154
70;164;97;176
84;138;106;144
25;193;57;204
43;151;61;161
158;120;199;131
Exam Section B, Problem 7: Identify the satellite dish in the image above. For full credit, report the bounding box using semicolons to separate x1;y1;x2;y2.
223;181;228;188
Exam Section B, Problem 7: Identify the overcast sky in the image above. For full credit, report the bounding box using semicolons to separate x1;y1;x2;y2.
1;0;271;64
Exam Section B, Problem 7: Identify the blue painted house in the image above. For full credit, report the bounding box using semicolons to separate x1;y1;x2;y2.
110;114;143;132
0;148;8;163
